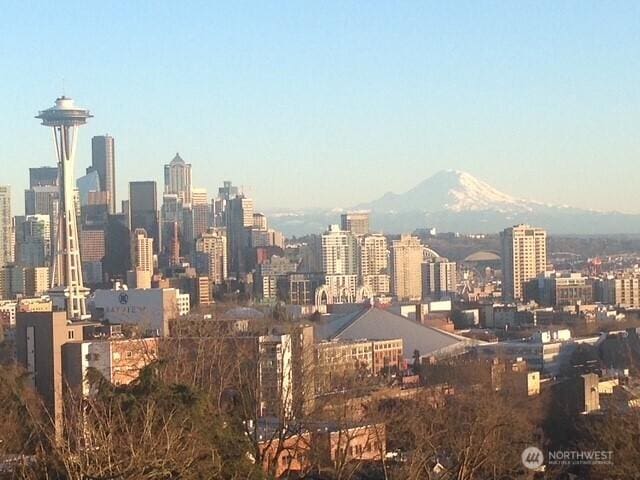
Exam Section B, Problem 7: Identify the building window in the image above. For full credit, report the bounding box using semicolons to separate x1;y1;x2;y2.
67;330;74;340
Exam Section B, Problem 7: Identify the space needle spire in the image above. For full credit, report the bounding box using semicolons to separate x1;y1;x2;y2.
36;96;93;320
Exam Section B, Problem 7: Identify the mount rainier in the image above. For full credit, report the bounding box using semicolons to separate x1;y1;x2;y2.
268;170;640;236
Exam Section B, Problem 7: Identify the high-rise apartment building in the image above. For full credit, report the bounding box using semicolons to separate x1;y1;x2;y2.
90;135;116;214
390;235;423;301
340;212;370;236
129;181;159;254
501;224;547;302
164;153;192;204
422;258;457;299
128;227;154;288
358;234;389;296
322;225;359;303
322;225;359;276
131;228;154;274
0;186;13;267
194;228;227;284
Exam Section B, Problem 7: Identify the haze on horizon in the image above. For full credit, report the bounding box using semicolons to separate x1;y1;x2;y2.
1;1;638;215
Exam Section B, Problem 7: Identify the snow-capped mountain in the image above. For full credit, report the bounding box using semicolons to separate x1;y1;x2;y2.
359;169;537;213
268;170;640;236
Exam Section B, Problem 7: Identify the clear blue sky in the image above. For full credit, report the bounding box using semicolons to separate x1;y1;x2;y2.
1;1;638;214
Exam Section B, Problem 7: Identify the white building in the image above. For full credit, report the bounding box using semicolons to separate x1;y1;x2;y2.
322;225;359;302
359;234;389;296
132;228;154;274
322;225;358;275
89;287;188;336
501;224;547;302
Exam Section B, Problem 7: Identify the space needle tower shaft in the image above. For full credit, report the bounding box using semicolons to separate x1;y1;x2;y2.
36;96;93;320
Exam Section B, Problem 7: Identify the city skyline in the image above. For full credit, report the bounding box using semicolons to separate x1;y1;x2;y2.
1;2;639;214
3;4;640;477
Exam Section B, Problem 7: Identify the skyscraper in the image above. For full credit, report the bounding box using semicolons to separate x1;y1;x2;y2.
24;185;58;216
341;212;370;236
76;169;101;207
29;166;58;188
160;193;182;258
129;181;159;254
501;224;547;302
190;188;210;241
190;203;211;242
168;221;180;267
228;195;253;276
390;234;423;301
104;213;131;281
131;228;154;275
191;187;208;205
164;153;192;204
15;214;51;268
359;233;389;296
321;225;359;303
90;135;116;214
321;225;358;276
79;228;105;285
0;186;12;267
195;228;227;284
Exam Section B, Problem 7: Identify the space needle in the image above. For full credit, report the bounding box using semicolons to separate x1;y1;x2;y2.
36;96;93;320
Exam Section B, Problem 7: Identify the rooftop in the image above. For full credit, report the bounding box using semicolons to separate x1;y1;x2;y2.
315;306;479;360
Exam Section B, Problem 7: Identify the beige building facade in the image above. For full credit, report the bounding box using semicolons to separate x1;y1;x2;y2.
501;224;547;301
